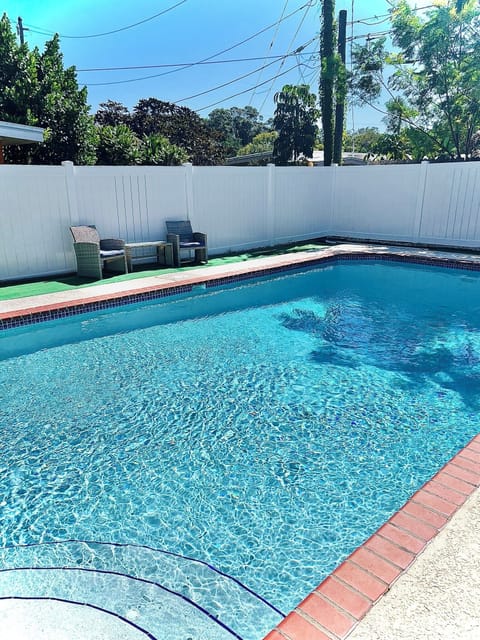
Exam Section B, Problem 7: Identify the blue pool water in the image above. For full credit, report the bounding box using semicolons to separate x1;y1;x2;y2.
1;260;480;639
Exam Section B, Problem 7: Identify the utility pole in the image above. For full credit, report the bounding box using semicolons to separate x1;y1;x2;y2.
333;10;347;165
17;17;28;45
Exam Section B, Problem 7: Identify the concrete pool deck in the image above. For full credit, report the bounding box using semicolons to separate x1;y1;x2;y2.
1;241;480;640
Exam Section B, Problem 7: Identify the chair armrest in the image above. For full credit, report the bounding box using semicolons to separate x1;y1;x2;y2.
167;233;180;245
100;238;125;251
73;241;100;255
193;232;207;244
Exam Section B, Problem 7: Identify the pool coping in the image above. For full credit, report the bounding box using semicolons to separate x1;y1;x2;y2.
263;434;480;640
2;242;480;327
2;241;480;639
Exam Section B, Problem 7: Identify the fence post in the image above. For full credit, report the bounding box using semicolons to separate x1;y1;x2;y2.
266;163;275;246
183;162;195;221
413;160;429;242
328;163;338;236
62;161;79;225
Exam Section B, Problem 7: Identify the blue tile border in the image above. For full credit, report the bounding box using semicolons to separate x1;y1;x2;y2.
2;252;480;331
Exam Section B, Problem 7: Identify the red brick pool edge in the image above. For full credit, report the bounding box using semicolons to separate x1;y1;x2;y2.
263;434;480;640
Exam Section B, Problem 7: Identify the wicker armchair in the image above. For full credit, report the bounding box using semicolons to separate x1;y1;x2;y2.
70;225;128;279
166;220;208;267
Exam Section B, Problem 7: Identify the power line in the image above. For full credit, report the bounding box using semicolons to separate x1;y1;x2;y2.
248;0;290;106
257;0;315;113
195;63;303;112
175;41;316;103
24;0;188;39
82;2;314;87
77;52;315;73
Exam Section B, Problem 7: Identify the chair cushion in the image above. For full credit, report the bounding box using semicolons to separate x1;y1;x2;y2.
179;241;202;247
100;249;125;258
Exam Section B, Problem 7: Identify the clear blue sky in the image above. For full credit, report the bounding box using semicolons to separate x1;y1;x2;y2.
2;0;430;131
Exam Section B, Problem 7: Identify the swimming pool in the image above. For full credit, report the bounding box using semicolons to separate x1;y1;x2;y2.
1;259;480;639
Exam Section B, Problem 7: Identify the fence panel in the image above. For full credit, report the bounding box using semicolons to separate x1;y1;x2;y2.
192;166;269;252
273;167;332;242
419;162;480;246
73;166;188;242
0;166;72;280
332;165;422;242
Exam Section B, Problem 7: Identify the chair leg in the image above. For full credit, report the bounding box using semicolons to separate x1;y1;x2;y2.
195;247;208;264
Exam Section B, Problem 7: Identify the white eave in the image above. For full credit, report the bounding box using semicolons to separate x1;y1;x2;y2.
0;121;44;145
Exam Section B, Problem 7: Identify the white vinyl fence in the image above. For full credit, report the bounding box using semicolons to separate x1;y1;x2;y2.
1;160;480;281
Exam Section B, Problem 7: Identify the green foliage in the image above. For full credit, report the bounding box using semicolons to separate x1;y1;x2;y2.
272;85;319;164
320;0;335;165
140;133;188;165
0;15;96;164
352;1;480;160
95;124;141;165
236;131;278;164
350;38;386;104
130;98;224;165
94;100;131;127
344;127;383;153
238;131;278;156
206;106;268;156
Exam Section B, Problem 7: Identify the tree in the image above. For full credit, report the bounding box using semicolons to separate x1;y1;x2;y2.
236;131;278;165
130;98;224;165
320;0;335;165
94;100;131;127
0;14;96;164
140;134;188;165
96;124;141;165
238;131;278;155
272;85;319;164
351;0;480;160
206;106;268;157
344;127;382;153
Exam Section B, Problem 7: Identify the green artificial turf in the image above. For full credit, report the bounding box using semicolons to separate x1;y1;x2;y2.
0;242;327;302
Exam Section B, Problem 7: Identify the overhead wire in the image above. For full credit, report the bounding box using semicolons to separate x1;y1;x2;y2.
257;0;316;113
248;0;290;106
194;63;303;112
174;41;316;103
81;2;314;87
24;0;188;39
77;53;312;72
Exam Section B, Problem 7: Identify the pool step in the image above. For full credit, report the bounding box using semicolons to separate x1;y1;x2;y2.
0;541;283;640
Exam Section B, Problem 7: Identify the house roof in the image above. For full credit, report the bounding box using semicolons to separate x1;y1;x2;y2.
226;149;366;166
0;121;44;145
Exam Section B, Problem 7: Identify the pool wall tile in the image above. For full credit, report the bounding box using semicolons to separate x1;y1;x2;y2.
4;246;480;330
264;435;480;640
